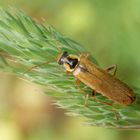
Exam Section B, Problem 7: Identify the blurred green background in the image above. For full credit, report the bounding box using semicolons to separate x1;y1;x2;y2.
0;0;140;140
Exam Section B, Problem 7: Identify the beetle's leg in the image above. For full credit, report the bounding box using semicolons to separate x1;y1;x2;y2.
85;94;89;107
65;70;71;75
92;96;120;120
111;109;121;120
75;79;89;107
95;99;113;106
91;90;120;120
91;90;112;105
85;53;90;59
93;96;120;120
80;52;90;59
105;65;117;76
91;90;97;100
75;79;81;86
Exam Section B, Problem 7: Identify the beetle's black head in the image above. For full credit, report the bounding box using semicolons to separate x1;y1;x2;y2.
57;51;69;65
57;51;79;72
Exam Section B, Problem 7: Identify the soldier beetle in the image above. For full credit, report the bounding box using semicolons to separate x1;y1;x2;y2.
57;51;136;106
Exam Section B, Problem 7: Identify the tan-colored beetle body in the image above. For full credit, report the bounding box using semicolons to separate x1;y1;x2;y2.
58;52;136;105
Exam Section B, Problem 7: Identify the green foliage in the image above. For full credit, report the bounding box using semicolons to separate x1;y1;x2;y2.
0;8;140;129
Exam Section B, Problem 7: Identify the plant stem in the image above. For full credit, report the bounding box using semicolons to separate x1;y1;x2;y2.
0;8;140;129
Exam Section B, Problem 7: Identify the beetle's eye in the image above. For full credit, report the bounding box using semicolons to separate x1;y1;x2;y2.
58;51;69;65
63;51;69;57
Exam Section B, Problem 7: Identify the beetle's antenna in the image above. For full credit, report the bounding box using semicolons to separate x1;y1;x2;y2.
25;57;57;73
24;26;64;74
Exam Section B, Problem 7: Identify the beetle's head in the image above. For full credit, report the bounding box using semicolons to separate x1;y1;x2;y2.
57;51;79;72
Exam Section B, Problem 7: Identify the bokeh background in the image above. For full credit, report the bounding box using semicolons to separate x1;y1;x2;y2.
0;0;140;140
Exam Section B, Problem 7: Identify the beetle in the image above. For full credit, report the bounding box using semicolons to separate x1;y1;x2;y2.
57;51;136;106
